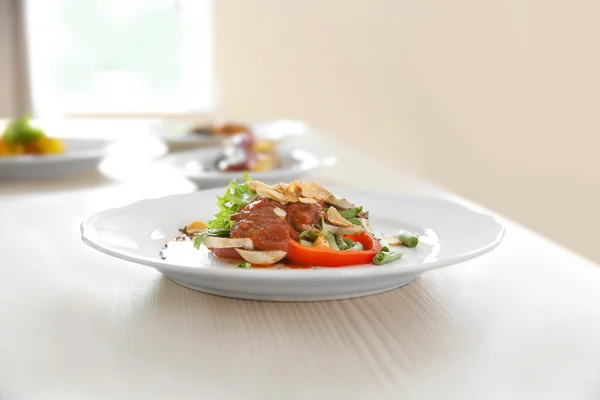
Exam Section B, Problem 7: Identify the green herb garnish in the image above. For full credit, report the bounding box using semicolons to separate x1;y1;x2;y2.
373;250;403;265
337;206;363;225
193;173;256;249
397;230;419;248
299;230;319;241
339;206;362;218
238;261;252;268
321;229;339;250
378;238;390;252
335;234;349;250
208;173;256;232
343;238;354;248
345;217;362;225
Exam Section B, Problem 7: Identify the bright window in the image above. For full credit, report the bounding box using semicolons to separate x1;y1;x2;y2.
24;0;213;117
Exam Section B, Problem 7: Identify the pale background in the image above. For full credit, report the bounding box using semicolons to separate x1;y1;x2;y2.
214;0;600;263
1;0;598;263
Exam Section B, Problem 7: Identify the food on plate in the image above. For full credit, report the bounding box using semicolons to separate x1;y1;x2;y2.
187;176;419;268
216;133;280;173
190;121;252;136
190;120;281;173
0;115;64;156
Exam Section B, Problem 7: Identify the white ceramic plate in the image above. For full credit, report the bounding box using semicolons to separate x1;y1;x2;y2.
160;145;336;188
153;119;311;152
0;138;110;180
81;188;504;301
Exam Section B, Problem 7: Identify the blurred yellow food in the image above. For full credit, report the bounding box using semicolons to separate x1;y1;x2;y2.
252;140;276;153
1;114;65;156
0;140;24;156
32;137;65;154
251;154;280;172
0;136;64;156
250;139;280;172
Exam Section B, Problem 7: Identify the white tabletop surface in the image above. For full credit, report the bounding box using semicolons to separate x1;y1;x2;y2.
1;126;600;400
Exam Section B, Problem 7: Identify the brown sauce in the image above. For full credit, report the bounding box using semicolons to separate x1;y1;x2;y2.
230;197;325;251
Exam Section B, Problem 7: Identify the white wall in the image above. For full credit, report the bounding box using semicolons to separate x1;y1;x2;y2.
215;0;600;262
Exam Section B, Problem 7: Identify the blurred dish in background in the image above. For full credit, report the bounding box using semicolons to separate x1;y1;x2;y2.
0;116;111;180
159;140;336;189
0;115;65;156
189;121;252;137
152;119;310;153
216;133;281;173
0;138;111;180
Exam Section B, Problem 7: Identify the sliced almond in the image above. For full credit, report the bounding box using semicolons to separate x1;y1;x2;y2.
202;237;254;249
284;183;301;202
235;249;287;265
292;180;317;198
248;180;287;203
385;236;402;246
271;182;287;192
298;197;318;204
309;183;331;201
273;207;287;219
248;179;332;204
326;206;353;227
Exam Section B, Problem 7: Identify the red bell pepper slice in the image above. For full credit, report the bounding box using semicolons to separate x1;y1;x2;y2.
286;232;382;267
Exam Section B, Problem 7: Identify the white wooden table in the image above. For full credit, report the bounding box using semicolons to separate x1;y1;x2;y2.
1;132;600;400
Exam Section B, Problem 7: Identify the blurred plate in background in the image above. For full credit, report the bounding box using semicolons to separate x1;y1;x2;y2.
152;119;311;152
160;144;336;188
0;138;111;180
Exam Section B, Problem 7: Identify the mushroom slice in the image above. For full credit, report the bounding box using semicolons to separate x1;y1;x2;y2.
300;224;320;233
357;210;369;219
325;196;357;210
235;249;287;265
202;237;254;249
322;221;364;235
326;206;353;227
